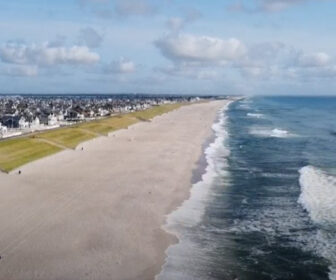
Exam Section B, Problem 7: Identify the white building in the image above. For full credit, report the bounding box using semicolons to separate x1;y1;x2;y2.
19;117;29;129
0;124;8;138
48;114;58;126
57;112;64;121
30;117;41;131
98;108;109;117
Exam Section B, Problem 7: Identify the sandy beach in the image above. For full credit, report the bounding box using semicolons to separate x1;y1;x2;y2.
0;100;227;280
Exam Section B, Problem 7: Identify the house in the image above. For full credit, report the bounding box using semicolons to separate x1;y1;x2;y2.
1;115;20;128
57;112;65;121
78;113;85;120
30;116;41;130
19;117;29;129
98;108;109;117
48;114;58;126
39;115;49;125
0;124;7;138
65;110;79;120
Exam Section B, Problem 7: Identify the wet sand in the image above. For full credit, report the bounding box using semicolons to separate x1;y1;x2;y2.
0;100;228;280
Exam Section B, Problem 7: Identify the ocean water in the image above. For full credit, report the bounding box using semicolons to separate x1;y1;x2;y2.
157;97;336;280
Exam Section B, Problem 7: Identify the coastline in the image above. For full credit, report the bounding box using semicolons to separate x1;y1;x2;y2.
156;101;233;279
0;100;228;280
190;113;218;185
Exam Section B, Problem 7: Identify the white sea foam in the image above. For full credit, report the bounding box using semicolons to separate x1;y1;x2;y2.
247;113;264;119
271;128;289;137
239;104;250;110
249;127;293;138
156;102;232;280
298;166;336;229
164;102;231;231
298;165;336;280
262;172;297;179
239;98;252;109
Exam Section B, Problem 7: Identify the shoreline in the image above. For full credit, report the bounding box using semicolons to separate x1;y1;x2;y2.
190;107;221;185
157;101;233;279
0;100;229;280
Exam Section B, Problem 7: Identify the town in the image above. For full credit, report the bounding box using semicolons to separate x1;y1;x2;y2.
0;94;203;139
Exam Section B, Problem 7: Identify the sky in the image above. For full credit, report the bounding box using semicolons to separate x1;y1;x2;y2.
0;0;336;95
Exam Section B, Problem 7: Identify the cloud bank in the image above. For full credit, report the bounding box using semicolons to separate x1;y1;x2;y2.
0;42;100;66
155;34;246;66
154;32;336;83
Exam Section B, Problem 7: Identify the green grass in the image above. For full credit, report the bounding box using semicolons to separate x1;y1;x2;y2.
0;103;185;172
0;138;62;172
76;115;138;135
34;127;97;149
131;103;183;120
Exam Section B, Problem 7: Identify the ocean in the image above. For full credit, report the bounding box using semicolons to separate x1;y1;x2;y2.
157;97;336;280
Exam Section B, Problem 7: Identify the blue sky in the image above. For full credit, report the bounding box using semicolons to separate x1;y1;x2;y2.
0;0;336;95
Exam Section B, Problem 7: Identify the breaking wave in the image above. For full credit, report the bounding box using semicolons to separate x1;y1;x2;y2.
247;113;264;118
299;165;336;280
156;102;232;280
249;127;294;138
163;102;231;233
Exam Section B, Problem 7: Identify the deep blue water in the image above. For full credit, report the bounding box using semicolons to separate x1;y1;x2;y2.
158;97;336;280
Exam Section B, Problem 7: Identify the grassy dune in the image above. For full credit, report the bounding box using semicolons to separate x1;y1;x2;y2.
0;103;184;172
77;115;138;135
35;128;97;149
131;103;183;121
0;138;62;173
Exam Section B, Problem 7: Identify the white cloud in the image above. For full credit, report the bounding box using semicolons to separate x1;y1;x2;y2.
236;42;335;80
155;34;246;65
298;52;331;67
155;34;336;82
0;42;100;66
104;57;136;74
235;42;299;77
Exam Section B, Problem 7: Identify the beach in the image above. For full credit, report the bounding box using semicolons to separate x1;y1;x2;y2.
0;100;227;280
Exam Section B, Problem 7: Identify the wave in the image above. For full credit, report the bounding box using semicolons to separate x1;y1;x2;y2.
156;101;232;279
249;127;294;138
247;113;264;119
163;102;231;232
239;104;250;110
298;166;336;229
298;165;336;280
261;172;298;179
239;98;252;110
